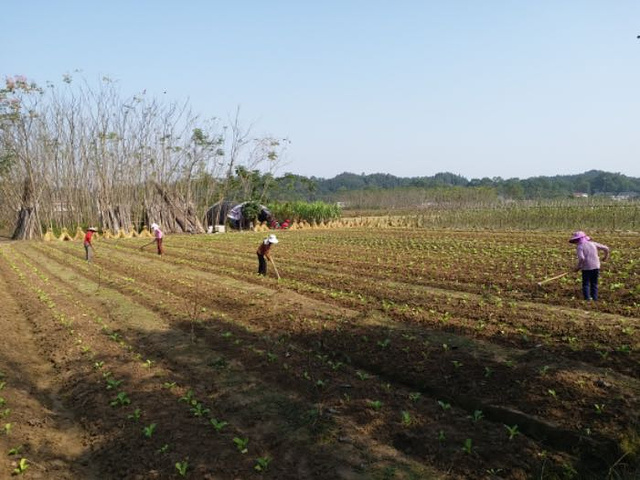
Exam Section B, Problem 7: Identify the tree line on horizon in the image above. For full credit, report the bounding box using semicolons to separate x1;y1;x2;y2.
268;169;640;203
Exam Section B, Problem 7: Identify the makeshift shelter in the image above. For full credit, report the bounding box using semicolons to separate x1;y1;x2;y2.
205;201;272;230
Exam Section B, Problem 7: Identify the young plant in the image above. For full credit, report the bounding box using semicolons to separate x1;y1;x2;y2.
128;408;142;422
401;410;412;426
254;456;272;472
209;418;228;433
143;423;157;438
175;459;189;477
505;424;520;440
471;410;484;422
462;438;473;454
156;444;170;454
233;437;249;454
409;392;421;402
8;445;22;456
110;392;131;407
367;400;383;411
594;404;605;415
105;378;123;390
190;402;210;417
437;400;451;411
4;423;12;435
13;457;29;475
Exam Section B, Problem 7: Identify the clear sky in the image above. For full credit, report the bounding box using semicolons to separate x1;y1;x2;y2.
3;1;640;180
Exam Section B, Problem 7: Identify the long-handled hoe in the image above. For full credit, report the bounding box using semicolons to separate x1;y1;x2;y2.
536;271;570;287
269;258;281;280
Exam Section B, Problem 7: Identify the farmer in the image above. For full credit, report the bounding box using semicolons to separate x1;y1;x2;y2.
83;227;98;262
151;223;164;255
569;230;610;301
257;233;278;276
141;223;164;255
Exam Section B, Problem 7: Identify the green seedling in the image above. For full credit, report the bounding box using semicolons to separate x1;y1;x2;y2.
356;371;370;381
594;404;605;415
377;338;391;349
505;424;519;440
401;410;412;426
162;382;177;390
110;392;131;407
1;409;10;418
143;423;157;438
179;390;195;404
4;423;12;435
105;378;123;390
156;444;169;454
437;430;446;442
233;437;249;454
128;408;142;422
221;331;233;339
484;367;494;378
547;389;557;399
93;361;104;370
539;365;550;375
143;359;153;368
409;392;421;402
175;459;189;477
438;400;451;411
254;456;272;472
451;360;463;369
471;410;484;422
315;379;326;389
367;400;383;411
190;402;210;417
209;418;228;432
462;438;473;454
8;445;22;455
13;457;28;475
0;381;5;391
108;332;121;342
0;397;5;407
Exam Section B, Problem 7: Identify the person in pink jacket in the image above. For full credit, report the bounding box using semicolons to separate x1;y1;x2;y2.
569;231;609;301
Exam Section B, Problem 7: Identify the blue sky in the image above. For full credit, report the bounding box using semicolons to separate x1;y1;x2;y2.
3;1;640;179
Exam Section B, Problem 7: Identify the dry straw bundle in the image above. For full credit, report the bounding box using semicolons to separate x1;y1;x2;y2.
58;228;73;241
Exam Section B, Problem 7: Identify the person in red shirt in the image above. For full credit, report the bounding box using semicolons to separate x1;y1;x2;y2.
84;227;98;262
256;234;278;276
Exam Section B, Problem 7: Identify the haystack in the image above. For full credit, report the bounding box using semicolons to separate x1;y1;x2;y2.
130;226;140;238
102;229;114;239
58;228;73;241
139;226;153;238
73;227;85;241
43;228;55;241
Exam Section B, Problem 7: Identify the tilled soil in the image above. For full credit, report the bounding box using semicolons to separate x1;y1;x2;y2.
0;230;638;479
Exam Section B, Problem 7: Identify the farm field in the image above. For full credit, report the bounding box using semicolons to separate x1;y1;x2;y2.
0;228;638;479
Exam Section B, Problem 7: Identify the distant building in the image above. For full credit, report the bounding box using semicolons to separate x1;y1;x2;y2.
612;192;639;201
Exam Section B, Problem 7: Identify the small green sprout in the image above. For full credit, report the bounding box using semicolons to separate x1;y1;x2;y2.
505;424;519;440
13;457;29;475
254;456;272;472
209;418;228;432
233;437;249;454
462;438;473;454
143;423;157;438
175;459;189;477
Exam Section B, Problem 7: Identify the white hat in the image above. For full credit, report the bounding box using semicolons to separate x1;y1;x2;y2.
151;223;159;230
88;227;98;232
267;234;278;244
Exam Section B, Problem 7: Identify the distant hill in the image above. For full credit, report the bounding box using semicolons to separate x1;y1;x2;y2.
271;170;640;201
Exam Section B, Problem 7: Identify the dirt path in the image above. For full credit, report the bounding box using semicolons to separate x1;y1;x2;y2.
0;250;97;479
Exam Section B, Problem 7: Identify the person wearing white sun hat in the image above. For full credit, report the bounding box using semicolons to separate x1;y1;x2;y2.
569;230;609;301
141;223;164;255
256;234;278;276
